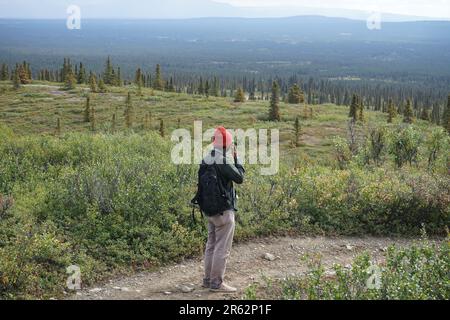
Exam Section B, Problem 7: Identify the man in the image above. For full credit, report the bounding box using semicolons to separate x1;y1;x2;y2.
197;126;245;293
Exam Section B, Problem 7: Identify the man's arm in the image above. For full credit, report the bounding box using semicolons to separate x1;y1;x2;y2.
216;158;245;184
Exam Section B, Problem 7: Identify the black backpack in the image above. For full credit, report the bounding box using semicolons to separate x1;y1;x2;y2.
191;162;231;218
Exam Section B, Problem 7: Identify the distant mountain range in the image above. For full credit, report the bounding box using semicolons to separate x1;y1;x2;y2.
1;0;448;21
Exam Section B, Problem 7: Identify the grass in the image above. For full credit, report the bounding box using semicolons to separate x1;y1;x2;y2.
1;80;434;165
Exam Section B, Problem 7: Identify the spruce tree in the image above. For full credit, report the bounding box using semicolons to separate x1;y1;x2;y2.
167;77;175;92
24;61;32;81
55;117;61;136
124;92;133;129
64;69;77;90
234;87;245;103
288;84;304;104
144;113;150;130
135;68;142;86
136;70;143;96
159;119;165;137
294;116;301;147
387;99;396;123
269;81;281;121
212;77;220;97
154;64;164;91
205;80;210;98
403;99;414;124
420;107;430;121
12;68;20;90
98;78;106;93
443;94;450;134
84;96;91;123
1;64;9;81
17;63;30;84
349;94;358;122
89;72;98;93
104;56;114;85
116;67;122;87
77;62;86;84
359;98;365;122
198;77;204;95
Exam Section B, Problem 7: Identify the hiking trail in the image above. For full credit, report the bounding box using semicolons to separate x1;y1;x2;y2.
70;236;418;300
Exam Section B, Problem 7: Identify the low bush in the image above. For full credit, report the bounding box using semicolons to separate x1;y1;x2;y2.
246;239;449;300
0;126;448;299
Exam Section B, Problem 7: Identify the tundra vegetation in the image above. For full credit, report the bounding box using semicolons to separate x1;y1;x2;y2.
0;67;449;299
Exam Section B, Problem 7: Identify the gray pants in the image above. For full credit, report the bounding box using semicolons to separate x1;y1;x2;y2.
204;210;236;289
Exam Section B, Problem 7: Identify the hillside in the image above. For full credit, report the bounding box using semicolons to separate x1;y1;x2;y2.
0;81;439;162
0;81;449;300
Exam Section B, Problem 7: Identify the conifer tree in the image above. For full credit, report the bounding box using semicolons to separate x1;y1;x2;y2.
234;87;245;103
198;77;204;95
77;62;86;84
443;94;450;134
288;84;305;104
212;77;220;97
1;64;9;81
89;72;98;93
116;67;122;87
24;61;32;81
55;117;61;136
205;80;210;98
387;99;397;123
64;69;77;90
420;107;430;121
124;92;134;129
12;68;20;90
154;64;164;90
144;113;150;130
349;94;358;122
17;63;30;84
159;119;165;137
269;81;281;121
104;56;114;85
98;78;106;93
302;104;308;119
136;70;143;96
294;116;301;147
359;98;365;122
84;96;91;123
403;99;414;124
135;68;142;86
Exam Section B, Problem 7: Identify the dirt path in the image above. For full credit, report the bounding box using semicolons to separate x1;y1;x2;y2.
70;236;419;300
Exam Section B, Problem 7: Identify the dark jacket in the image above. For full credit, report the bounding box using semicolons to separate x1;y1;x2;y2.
199;148;245;211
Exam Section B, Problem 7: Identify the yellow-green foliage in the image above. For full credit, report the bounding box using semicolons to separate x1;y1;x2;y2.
247;240;450;300
0;127;448;299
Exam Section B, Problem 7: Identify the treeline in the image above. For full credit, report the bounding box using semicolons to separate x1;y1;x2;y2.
1;57;449;129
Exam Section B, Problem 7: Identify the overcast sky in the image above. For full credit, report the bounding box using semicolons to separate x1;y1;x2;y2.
0;0;449;19
218;0;450;17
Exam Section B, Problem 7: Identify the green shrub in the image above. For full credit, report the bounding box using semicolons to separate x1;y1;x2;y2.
247;240;450;300
0;128;448;299
389;125;422;168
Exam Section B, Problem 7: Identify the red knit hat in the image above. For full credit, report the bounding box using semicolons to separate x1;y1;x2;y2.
213;126;233;149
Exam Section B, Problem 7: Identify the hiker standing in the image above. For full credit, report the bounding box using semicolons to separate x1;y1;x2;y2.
192;126;245;293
